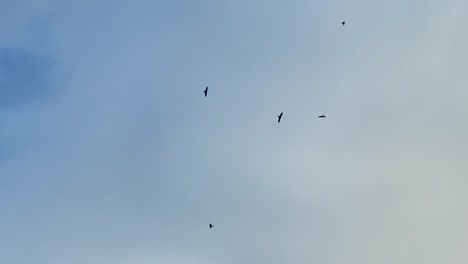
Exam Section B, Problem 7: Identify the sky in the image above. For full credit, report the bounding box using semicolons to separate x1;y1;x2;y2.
0;0;467;263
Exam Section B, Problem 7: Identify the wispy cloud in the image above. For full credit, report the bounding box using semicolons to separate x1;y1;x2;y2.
0;1;467;264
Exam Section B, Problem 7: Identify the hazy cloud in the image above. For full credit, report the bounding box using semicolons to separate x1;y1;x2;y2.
0;1;467;264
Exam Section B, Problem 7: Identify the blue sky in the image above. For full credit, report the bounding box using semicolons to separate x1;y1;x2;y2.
1;0;467;263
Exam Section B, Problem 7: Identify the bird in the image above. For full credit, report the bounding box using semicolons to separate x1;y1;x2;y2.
204;86;208;97
209;224;214;229
278;112;283;123
318;115;326;118
341;21;345;26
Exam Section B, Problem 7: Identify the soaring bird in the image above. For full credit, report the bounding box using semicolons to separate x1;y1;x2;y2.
341;21;345;26
278;112;283;123
204;86;208;97
318;115;326;118
209;224;214;229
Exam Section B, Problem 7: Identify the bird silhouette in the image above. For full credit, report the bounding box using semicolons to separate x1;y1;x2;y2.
204;87;208;97
278;112;283;123
342;21;345;26
318;115;326;118
209;224;214;229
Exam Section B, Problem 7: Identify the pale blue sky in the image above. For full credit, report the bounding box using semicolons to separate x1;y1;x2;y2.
0;0;467;263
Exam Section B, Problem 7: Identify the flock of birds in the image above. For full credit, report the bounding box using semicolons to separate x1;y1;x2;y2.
204;21;346;229
204;85;326;126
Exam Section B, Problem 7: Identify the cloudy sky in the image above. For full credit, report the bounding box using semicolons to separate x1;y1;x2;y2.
1;0;467;263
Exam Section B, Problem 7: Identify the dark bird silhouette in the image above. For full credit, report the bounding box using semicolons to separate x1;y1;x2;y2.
318;115;326;118
342;21;345;26
278;112;283;123
204;87;208;97
209;224;214;229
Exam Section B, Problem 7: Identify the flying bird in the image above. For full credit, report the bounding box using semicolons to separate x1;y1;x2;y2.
341;21;345;26
209;224;214;229
278;112;283;123
318;115;326;118
204;86;208;97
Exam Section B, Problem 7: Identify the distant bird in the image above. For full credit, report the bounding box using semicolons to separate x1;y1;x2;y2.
209;224;214;229
204;86;208;97
341;21;345;26
318;115;326;118
277;112;283;123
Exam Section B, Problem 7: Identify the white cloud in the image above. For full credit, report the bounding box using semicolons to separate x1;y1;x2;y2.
0;1;467;264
